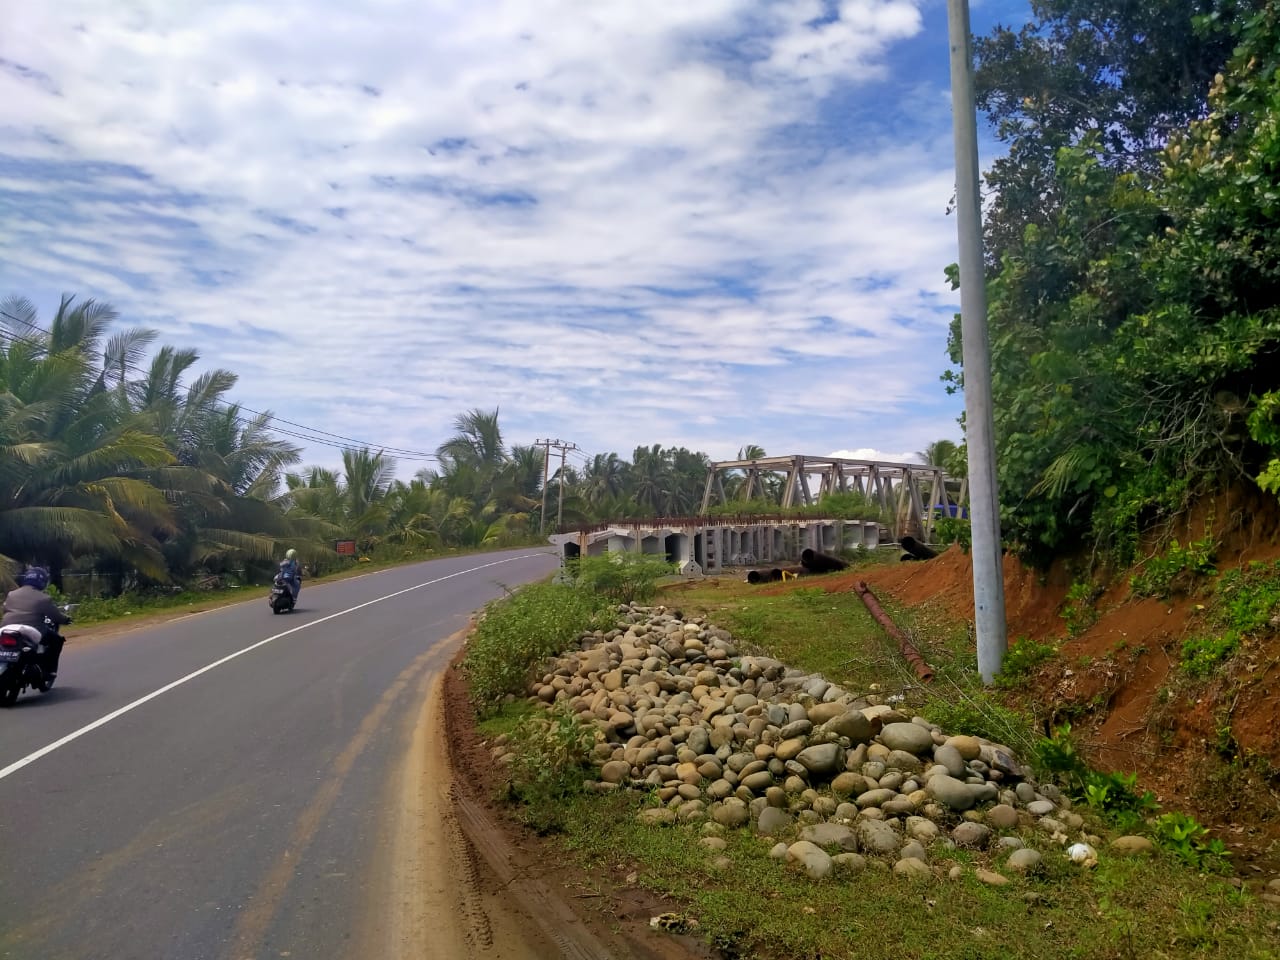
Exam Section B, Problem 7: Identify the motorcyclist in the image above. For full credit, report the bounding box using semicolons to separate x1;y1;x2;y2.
2;566;71;681
277;549;302;601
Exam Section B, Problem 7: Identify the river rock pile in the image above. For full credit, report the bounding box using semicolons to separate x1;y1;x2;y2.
490;603;1129;883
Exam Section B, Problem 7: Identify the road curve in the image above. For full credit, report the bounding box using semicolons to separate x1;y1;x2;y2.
0;548;561;960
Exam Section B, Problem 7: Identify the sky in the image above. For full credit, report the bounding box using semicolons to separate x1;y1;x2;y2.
0;0;1030;477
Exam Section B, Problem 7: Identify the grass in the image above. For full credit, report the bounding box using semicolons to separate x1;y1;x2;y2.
462;580;610;710
548;788;1276;960
473;565;1280;959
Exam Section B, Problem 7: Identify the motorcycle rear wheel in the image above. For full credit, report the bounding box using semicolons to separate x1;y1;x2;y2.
0;680;19;707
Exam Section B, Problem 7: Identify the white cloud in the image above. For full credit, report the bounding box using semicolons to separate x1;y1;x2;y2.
0;0;968;475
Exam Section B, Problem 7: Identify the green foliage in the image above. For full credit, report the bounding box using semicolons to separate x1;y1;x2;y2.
1152;811;1232;871
1082;770;1160;832
994;636;1057;687
500;705;596;833
1130;538;1217;598
463;583;609;710
705;490;886;523
1214;560;1280;634
567;553;672;604
951;3;1280;564
1180;632;1240;678
1034;723;1088;785
1061;579;1102;635
1032;724;1157;830
932;516;971;552
1179;557;1280;677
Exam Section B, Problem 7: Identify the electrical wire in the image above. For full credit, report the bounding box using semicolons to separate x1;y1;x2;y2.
0;312;442;461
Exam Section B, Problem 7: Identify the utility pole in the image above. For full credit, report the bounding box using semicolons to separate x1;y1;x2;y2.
947;0;1008;684
535;438;578;533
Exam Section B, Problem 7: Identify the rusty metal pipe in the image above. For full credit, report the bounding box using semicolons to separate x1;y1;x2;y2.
853;580;935;683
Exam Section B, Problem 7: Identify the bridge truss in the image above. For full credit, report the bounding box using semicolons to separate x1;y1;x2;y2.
698;454;966;542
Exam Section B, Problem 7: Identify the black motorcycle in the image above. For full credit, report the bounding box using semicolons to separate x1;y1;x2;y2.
269;573;296;614
0;608;73;707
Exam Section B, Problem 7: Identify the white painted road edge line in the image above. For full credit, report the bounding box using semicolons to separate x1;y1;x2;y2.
0;553;546;782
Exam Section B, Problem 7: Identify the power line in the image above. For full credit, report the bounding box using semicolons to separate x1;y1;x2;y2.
534;438;578;532
0;312;441;461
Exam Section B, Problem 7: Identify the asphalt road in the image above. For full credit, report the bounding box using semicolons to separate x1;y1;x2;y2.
0;548;560;960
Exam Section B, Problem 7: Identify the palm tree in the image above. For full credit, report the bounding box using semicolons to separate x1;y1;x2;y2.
0;296;178;582
917;439;959;470
436;408;506;475
580;452;626;508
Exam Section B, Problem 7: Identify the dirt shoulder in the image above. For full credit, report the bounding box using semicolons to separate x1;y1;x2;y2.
439;646;720;960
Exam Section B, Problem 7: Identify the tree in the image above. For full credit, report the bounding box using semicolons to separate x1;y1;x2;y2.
947;4;1280;564
973;0;1239;266
0;296;177;583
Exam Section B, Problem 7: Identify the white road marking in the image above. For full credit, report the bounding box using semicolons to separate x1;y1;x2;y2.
0;554;547;781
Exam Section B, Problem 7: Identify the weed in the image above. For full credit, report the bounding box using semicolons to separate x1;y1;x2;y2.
501;705;597;833
994;636;1056;687
1061;579;1102;635
1129;537;1217;598
933;516;971;552
1151;811;1232;872
1180;632;1240;678
1033;725;1157;829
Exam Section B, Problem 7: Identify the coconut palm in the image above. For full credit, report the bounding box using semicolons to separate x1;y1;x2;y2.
0;298;177;582
436;407;506;475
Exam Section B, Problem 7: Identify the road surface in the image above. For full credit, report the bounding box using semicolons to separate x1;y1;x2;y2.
0;549;569;960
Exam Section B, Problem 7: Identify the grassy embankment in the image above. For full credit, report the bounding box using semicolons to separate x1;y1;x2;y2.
463;560;1279;960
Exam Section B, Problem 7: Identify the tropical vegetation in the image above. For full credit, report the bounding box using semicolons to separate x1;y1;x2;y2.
0;306;836;597
948;0;1280;567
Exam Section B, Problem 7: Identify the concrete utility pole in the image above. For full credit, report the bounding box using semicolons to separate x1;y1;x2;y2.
535;439;578;534
947;0;1008;684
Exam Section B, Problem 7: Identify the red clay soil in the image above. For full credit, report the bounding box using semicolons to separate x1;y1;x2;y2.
809;509;1280;875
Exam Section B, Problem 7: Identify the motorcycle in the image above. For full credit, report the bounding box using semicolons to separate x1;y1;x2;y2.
0;606;74;707
268;573;296;615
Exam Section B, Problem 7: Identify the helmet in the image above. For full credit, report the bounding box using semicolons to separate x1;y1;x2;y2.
285;549;297;560
19;566;50;591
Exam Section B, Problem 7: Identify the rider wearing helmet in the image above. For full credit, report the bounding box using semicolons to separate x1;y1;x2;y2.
278;549;302;601
2;566;71;680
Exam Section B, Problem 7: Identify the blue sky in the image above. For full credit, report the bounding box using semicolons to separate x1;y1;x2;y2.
0;0;1031;476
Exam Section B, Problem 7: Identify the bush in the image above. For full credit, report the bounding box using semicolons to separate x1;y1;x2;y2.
1151;811;1231;872
463;582;609;710
567;553;672;604
933;516;971;552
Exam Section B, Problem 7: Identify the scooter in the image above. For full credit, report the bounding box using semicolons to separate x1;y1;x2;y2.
0;606;74;707
269;573;296;614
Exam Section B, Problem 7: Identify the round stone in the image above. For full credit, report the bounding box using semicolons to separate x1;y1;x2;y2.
1007;848;1043;873
946;735;982;761
986;804;1020;830
952;822;993;849
787;840;834;880
880;722;934;755
926;774;976;811
1110;835;1155;856
932;744;967;778
893;857;931;879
